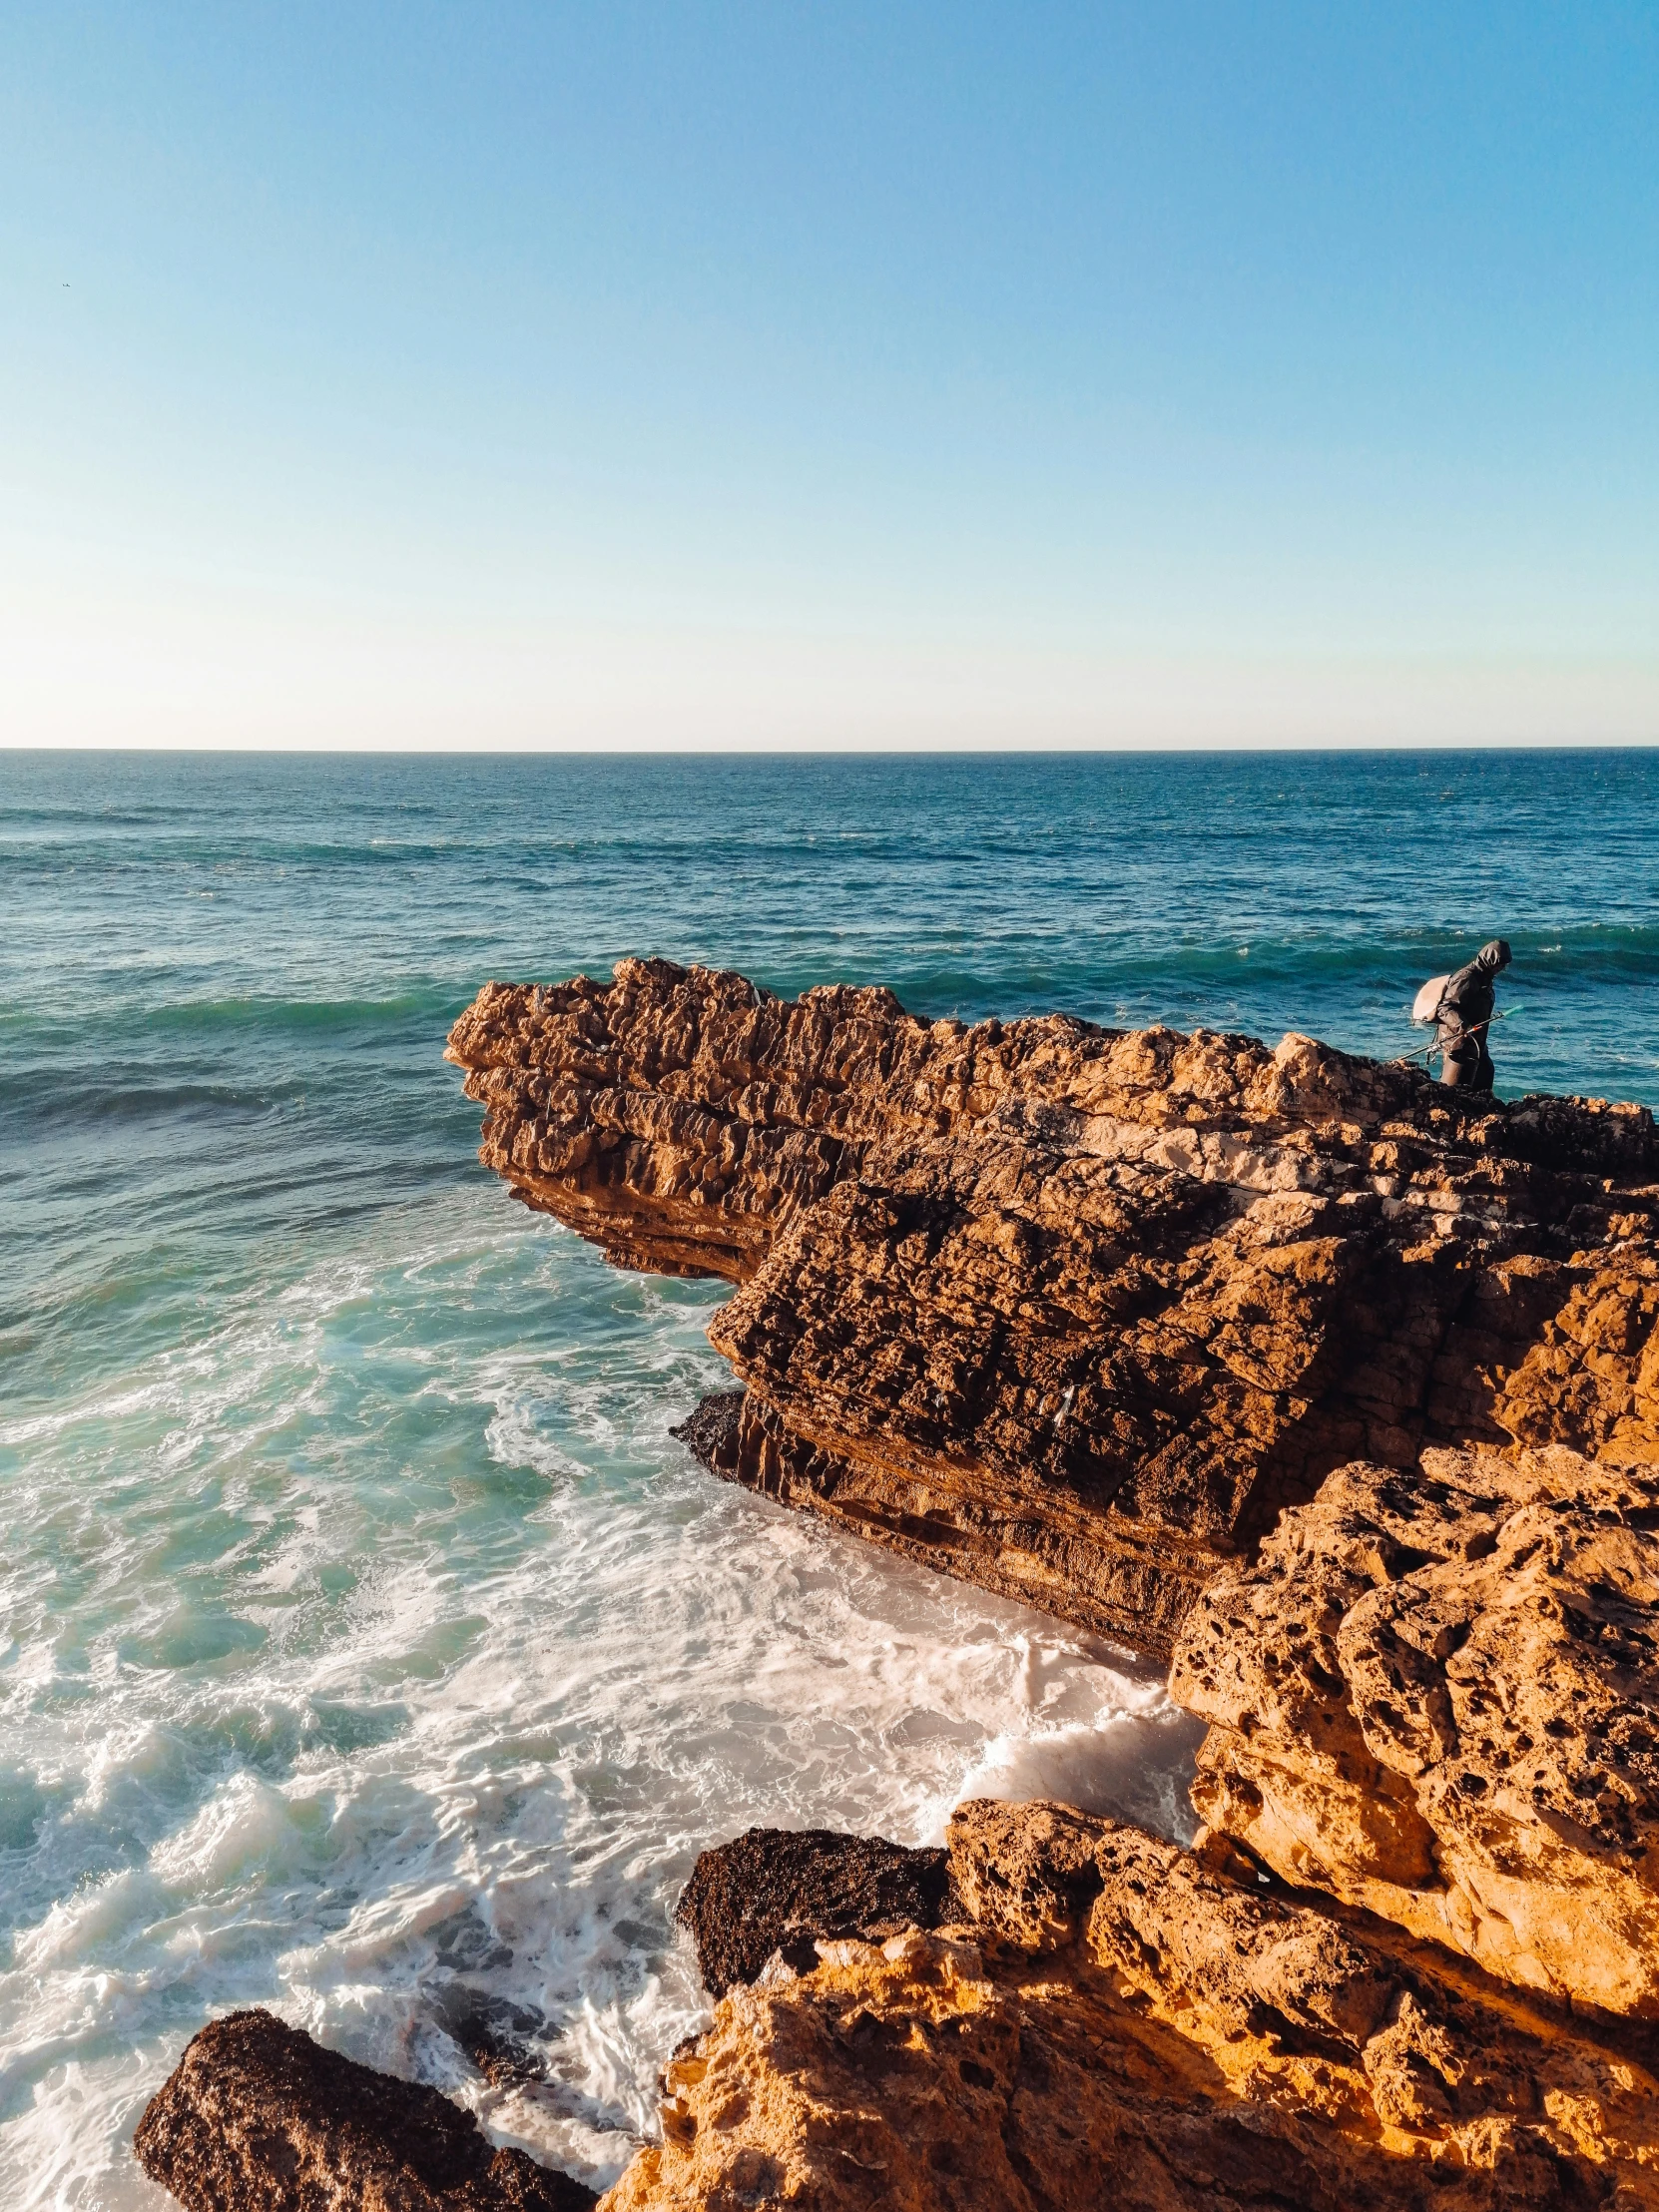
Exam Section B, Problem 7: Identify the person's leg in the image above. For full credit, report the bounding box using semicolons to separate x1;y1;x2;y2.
1472;1040;1495;1091
1439;1036;1479;1086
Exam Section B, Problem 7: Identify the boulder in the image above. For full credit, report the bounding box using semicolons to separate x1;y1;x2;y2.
675;1825;956;1995
133;2009;597;2212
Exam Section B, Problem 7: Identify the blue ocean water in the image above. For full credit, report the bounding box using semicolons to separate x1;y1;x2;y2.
1;748;1656;2205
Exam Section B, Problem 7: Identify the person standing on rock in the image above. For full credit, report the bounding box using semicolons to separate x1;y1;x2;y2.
1429;939;1511;1089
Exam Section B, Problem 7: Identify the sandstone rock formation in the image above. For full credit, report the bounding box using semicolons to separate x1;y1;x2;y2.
133;2009;597;2212
436;960;1659;2206
447;958;1659;1655
603;1800;1659;2211
1172;1441;1659;2018
128;967;1659;2212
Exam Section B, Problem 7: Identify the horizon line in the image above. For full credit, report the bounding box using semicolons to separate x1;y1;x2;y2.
3;738;1657;761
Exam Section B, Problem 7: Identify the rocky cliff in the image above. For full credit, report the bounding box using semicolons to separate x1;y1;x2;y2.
446;957;1659;1655
130;963;1659;2212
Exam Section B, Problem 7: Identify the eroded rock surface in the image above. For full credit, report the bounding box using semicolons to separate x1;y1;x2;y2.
134;2009;597;2212
601;1800;1659;2212
1172;1441;1659;2018
448;957;1659;1653
135;966;1659;2212
675;1825;956;1996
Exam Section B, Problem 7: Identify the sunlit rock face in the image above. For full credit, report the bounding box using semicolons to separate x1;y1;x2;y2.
436;956;1659;2211
447;956;1659;1656
600;1800;1659;2212
1172;1442;1659;2018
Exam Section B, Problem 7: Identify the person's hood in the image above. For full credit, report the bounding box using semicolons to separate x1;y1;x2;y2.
1476;938;1512;974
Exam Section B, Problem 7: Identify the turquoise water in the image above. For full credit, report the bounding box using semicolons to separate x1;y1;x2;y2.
2;748;1656;2204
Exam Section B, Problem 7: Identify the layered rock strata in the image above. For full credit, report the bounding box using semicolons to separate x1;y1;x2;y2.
447;958;1659;1655
605;1800;1659;2211
1172;1441;1659;2017
133;2009;597;2212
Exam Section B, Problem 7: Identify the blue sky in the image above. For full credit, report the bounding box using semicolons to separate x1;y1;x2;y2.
3;3;1655;748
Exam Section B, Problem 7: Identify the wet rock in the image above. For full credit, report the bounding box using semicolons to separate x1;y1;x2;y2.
436;1986;548;2087
668;1389;744;1477
133;2009;597;2212
448;958;1659;1654
602;1801;1659;2212
675;1825;956;1995
1171;1441;1659;2016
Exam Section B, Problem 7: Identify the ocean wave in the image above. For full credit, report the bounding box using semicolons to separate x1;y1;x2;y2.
0;1209;1199;2201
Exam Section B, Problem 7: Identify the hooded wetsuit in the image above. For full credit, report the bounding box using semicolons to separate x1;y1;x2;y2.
1436;939;1511;1090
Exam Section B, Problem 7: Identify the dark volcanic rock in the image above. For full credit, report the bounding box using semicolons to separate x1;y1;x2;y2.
447;957;1659;1655
675;1826;956;1996
133;2009;597;2212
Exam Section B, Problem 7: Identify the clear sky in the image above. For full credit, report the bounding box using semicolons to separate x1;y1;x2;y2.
3;3;1655;750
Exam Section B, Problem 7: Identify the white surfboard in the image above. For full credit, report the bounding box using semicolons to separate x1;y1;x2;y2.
1412;973;1449;1024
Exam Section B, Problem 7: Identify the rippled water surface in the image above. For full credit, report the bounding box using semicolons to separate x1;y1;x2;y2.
3;749;1656;2203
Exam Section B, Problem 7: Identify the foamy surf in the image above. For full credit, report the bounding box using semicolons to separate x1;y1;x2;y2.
0;1196;1198;2206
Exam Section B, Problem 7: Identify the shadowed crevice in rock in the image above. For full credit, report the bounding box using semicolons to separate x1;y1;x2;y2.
133;2009;598;2212
675;1826;958;1996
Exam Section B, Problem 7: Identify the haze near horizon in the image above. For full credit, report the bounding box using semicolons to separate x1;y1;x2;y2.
3;3;1655;752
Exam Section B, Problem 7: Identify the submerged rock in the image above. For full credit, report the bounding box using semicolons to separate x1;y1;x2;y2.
133;2009;597;2212
448;957;1659;1655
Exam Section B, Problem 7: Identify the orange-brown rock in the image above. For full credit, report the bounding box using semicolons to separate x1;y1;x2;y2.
133;2008;597;2211
442;959;1659;2205
447;958;1659;1655
1171;1442;1659;2018
599;1800;1659;2212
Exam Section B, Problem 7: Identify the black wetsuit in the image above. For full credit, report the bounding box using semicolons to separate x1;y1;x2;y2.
1436;957;1499;1089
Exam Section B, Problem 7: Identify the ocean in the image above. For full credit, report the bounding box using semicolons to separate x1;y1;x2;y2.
3;748;1656;2204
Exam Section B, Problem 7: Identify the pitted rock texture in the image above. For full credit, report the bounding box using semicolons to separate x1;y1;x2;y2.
675;1825;956;1996
599;1800;1659;2212
134;2009;597;2212
667;1389;744;1479
447;957;1659;1653
1171;1442;1659;2018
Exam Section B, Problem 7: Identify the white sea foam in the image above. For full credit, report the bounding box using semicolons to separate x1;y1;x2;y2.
0;1196;1200;2204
